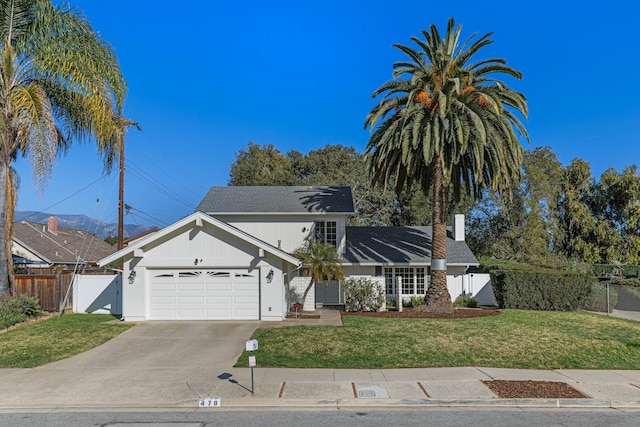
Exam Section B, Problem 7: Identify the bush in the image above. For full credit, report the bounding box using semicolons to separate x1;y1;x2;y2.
0;294;42;329
0;296;26;329
490;269;593;311
593;264;640;279
18;294;42;318
582;284;618;313
411;295;424;307
386;298;397;309
344;277;385;312
453;296;478;308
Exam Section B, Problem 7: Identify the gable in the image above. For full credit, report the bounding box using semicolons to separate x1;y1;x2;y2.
98;211;300;267
196;186;355;214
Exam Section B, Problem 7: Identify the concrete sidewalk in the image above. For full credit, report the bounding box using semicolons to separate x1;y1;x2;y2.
1;365;640;411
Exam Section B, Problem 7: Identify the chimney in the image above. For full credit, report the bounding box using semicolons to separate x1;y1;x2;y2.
452;214;465;242
47;217;58;235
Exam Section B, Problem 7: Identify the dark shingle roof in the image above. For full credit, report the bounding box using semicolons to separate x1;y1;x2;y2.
13;221;117;264
343;226;478;265
196;186;355;214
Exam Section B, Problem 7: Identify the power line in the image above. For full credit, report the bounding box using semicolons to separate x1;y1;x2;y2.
134;129;207;195
19;174;112;222
125;160;195;208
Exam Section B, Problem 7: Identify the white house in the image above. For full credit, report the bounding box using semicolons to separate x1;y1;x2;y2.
99;186;479;321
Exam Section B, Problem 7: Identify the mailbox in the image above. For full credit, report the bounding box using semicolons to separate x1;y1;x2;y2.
245;339;258;352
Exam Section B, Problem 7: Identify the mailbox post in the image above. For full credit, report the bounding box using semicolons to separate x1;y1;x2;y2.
246;339;258;394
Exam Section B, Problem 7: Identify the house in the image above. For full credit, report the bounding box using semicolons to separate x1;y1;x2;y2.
12;217;117;271
98;186;479;321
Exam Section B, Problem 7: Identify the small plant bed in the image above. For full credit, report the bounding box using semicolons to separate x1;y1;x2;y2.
341;307;501;319
483;380;589;399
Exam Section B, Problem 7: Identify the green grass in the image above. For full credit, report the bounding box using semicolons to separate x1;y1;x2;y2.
0;314;134;368
236;310;640;370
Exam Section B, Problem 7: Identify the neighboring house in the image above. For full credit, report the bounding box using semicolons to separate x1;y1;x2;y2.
12;217;117;270
98;186;479;322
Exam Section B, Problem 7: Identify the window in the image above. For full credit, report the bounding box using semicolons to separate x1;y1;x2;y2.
383;267;427;295
314;221;337;248
385;268;394;294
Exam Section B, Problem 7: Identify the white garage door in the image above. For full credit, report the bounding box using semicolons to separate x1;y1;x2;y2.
148;269;259;320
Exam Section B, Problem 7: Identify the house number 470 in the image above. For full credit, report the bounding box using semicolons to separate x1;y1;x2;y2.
198;398;221;407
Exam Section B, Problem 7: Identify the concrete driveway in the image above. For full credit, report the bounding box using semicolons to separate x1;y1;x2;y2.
0;321;259;409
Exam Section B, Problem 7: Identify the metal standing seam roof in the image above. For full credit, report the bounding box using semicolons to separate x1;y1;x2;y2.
342;226;479;265
13;221;117;264
196;186;355;214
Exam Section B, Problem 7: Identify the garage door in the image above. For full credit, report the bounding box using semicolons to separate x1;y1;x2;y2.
148;269;259;320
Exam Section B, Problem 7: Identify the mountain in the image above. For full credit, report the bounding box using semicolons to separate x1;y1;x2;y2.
15;211;153;240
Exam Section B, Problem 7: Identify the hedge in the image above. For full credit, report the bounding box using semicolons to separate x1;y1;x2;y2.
592;264;640;278
490;269;593;311
582;284;618;313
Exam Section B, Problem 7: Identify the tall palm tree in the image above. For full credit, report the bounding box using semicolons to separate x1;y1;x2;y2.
293;240;343;310
365;18;528;313
0;0;126;294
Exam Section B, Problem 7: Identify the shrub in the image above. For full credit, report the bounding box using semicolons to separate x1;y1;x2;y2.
490;269;593;311
344;277;385;312
0;294;42;329
386;298;397;309
0;296;26;329
18;294;42;318
593;264;640;279
453;296;478;308
582;284;618;313
411;295;424;307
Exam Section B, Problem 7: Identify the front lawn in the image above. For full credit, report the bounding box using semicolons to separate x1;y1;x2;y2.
0;314;134;368
236;310;640;369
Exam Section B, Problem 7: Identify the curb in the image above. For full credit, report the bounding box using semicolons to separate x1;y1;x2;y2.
3;398;639;412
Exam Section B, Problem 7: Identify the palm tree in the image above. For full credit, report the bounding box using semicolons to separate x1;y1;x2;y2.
293;240;343;310
365;18;528;313
0;0;126;294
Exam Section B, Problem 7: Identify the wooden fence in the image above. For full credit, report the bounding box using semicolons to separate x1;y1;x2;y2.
13;272;74;312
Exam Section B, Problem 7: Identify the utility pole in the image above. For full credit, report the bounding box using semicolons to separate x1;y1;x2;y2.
116;119;139;251
118;127;125;250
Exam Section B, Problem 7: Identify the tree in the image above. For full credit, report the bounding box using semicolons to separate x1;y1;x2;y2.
0;0;126;294
293;240;343;310
228;142;297;186
365;18;528;312
467;147;564;265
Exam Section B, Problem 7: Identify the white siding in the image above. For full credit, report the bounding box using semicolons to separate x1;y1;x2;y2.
215;214;347;255
120;221;288;321
289;275;315;311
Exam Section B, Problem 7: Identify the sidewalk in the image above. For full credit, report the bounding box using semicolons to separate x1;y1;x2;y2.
208;367;640;409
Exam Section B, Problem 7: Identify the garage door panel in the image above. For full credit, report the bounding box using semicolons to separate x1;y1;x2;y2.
149;296;176;305
148;269;259;320
177;296;204;304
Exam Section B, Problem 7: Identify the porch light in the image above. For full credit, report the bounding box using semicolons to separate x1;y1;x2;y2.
128;270;136;284
266;269;274;283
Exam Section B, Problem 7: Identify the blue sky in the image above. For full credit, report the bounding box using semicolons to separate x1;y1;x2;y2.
14;0;640;229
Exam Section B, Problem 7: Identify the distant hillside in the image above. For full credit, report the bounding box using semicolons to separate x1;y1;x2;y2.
15;211;152;240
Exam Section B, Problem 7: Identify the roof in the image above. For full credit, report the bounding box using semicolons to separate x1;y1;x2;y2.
99;211;300;267
196;186;355;214
342;226;479;266
13;221;117;265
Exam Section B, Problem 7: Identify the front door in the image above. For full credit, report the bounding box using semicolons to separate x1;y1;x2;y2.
315;279;341;305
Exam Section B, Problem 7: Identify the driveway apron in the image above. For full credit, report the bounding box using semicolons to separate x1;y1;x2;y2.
0;321;259;408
